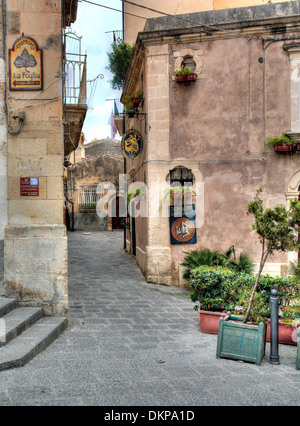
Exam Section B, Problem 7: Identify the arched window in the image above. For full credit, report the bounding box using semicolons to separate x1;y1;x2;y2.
181;55;196;72
168;166;194;187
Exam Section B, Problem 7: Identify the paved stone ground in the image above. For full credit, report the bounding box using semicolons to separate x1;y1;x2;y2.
0;231;299;407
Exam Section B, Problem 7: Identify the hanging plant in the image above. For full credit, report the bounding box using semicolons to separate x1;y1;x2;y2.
123;89;144;112
264;133;296;154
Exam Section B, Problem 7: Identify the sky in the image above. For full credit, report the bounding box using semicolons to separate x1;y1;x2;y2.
70;0;124;143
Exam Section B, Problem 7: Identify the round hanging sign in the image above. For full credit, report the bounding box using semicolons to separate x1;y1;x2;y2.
122;129;143;160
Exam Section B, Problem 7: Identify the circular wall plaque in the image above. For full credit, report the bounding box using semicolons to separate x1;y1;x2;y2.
171;218;196;243
122;129;143;160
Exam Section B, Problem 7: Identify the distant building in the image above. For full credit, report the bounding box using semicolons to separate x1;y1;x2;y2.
66;138;124;232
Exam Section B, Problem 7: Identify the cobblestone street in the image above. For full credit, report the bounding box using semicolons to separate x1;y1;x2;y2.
0;231;299;406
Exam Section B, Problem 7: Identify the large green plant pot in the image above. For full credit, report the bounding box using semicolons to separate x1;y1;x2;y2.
216;314;267;366
297;329;300;370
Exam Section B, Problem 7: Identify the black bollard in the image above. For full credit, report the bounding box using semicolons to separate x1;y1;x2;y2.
269;289;280;365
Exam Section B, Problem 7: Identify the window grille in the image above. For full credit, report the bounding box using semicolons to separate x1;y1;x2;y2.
169;167;194;187
78;184;99;210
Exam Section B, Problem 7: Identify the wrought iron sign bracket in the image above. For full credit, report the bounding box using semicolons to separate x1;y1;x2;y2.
121;110;148;134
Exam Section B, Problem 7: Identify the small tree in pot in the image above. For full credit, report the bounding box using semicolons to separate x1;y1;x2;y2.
217;189;300;365
244;189;300;324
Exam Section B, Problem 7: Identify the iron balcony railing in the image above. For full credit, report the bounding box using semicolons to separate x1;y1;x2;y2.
64;52;87;106
64;31;87;106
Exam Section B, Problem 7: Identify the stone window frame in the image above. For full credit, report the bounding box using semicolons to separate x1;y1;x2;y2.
284;44;300;133
173;49;205;79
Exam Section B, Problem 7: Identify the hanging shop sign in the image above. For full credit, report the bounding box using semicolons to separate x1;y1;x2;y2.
20;177;39;197
9;36;43;91
169;204;197;245
121;129;143;160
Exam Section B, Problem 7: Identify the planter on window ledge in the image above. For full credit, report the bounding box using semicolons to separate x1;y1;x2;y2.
265;133;297;156
174;66;197;84
274;143;295;153
175;73;197;83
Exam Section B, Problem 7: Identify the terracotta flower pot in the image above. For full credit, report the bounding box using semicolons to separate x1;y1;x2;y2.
274;143;293;152
266;319;298;346
198;309;227;335
132;98;141;107
175;74;197;83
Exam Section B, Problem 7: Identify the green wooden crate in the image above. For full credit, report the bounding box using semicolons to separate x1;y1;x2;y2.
216;315;267;366
297;328;300;371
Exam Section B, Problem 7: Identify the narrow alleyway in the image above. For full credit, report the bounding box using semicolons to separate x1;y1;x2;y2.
0;231;299;406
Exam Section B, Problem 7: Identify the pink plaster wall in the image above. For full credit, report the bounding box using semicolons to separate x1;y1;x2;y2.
169;37;298;264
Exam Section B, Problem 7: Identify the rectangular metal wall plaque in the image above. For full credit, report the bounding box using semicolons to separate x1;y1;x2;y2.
20;177;39;197
169;204;197;245
9;36;43;91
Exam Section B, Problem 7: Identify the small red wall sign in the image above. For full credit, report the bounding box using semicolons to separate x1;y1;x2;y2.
20;177;39;197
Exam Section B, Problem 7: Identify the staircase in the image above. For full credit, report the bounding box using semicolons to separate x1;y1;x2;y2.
0;297;68;371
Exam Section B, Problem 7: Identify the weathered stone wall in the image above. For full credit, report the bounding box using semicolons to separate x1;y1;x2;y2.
3;0;68;316
0;3;7;296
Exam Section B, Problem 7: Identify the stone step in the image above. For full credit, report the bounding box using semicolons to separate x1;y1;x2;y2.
0;298;18;318
0;317;68;371
0;307;43;347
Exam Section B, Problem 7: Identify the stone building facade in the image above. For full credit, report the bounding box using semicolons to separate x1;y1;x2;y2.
66;138;124;232
122;1;300;286
0;0;81;315
124;0;297;43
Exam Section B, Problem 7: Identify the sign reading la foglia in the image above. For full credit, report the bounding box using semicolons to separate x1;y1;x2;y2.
9;36;43;91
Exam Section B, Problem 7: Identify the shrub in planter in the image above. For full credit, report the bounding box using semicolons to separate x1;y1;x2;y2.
174;66;197;83
182;247;254;280
278;302;300;345
217;189;300;364
189;266;240;334
243;189;300;324
189;266;239;312
232;286;270;325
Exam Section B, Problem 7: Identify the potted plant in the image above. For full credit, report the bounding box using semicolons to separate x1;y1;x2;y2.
189;266;240;334
264;133;296;154
174;66;197;83
279;302;300;345
186;248;254;334
132;89;143;108
253;272;300;346
123;89;143;112
297;329;300;370
183;247;254;281
217;189;300;365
